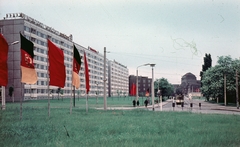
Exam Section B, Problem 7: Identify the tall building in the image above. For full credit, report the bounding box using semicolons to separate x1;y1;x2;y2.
129;75;152;96
108;60;129;97
0;13;128;101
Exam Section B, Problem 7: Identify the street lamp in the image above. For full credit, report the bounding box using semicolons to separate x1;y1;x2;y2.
103;47;110;110
10;41;19;45
136;63;151;101
150;64;156;111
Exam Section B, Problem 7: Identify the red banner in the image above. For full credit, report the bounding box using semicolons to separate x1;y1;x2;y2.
0;34;8;86
84;52;90;94
48;39;66;88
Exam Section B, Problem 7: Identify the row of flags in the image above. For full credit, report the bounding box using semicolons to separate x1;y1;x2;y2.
0;33;90;94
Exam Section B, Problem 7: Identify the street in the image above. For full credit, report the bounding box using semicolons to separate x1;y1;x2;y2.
152;97;240;115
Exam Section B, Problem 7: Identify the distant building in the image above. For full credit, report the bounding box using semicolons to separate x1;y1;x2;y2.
180;72;201;94
108;60;129;97
129;75;152;97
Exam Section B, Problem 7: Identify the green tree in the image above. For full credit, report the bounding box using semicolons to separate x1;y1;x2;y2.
200;53;212;87
154;78;174;98
201;56;240;102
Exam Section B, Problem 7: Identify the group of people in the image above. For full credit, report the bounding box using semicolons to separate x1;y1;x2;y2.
132;98;150;108
132;99;139;107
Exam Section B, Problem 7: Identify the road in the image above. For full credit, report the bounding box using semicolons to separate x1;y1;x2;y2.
97;96;240;115
152;97;240;115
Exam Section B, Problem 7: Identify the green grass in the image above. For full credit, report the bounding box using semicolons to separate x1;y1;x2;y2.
1;97;240;147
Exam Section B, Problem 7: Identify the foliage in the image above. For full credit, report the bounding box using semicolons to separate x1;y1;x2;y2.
200;53;212;87
201;56;240;101
1;102;240;147
154;78;174;97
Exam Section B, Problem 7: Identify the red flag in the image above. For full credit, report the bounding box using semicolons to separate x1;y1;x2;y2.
133;84;136;96
84;52;90;94
72;45;81;89
0;34;9;86
130;83;136;96
20;34;37;84
48;39;66;88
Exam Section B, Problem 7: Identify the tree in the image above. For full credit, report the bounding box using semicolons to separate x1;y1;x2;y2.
200;53;212;87
201;56;240;102
154;78;174;98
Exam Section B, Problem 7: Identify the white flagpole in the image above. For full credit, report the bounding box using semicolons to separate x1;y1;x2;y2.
47;72;50;117
20;84;23;120
1;86;6;110
47;40;50;118
70;88;73;114
70;45;74;114
86;90;88;113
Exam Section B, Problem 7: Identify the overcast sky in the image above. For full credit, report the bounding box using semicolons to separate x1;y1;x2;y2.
1;0;240;84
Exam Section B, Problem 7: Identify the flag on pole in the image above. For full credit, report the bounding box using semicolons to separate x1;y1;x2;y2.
84;52;90;94
48;39;66;88
20;33;37;84
72;45;81;89
130;83;136;96
145;89;150;97
0;34;9;86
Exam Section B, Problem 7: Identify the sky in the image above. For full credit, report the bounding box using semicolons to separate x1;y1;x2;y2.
1;0;240;84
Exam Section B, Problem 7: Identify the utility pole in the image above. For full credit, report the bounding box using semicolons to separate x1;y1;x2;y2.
150;64;155;111
136;69;138;101
236;70;239;109
224;74;227;106
103;47;107;110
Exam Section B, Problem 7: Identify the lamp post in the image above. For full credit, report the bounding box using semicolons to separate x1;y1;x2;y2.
136;63;151;101
150;64;156;111
1;41;19;110
103;47;107;110
103;47;110;110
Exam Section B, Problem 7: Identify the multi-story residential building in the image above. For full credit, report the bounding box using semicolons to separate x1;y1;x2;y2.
129;75;152;96
0;13;130;101
108;60;129;97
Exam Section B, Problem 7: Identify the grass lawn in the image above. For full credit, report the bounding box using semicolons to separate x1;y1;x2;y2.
1;97;240;147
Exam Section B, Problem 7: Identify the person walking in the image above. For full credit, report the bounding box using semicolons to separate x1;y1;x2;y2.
144;99;148;107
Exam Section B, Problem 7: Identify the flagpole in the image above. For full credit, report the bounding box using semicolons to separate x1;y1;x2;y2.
70;45;74;114
86;90;88;113
47;40;50;118
1;86;6;110
73;86;75;107
70;91;72;114
20;84;23;120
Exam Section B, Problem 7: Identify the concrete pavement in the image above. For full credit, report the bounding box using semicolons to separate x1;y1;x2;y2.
97;98;240;115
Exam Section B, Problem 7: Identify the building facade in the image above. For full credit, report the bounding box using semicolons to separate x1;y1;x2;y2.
108;60;129;97
180;72;201;94
129;75;152;96
0;13;129;101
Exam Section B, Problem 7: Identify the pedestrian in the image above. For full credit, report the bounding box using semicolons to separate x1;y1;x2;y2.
133;99;136;107
144;99;148;107
137;100;139;106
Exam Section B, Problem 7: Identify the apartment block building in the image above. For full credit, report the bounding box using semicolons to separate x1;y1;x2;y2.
108;60;129;97
0;13;128;101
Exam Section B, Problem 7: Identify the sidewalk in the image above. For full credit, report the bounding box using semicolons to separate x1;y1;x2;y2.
96;98;240;115
97;99;171;110
192;99;240;112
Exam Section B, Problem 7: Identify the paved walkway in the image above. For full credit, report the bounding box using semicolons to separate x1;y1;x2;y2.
96;98;240;115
